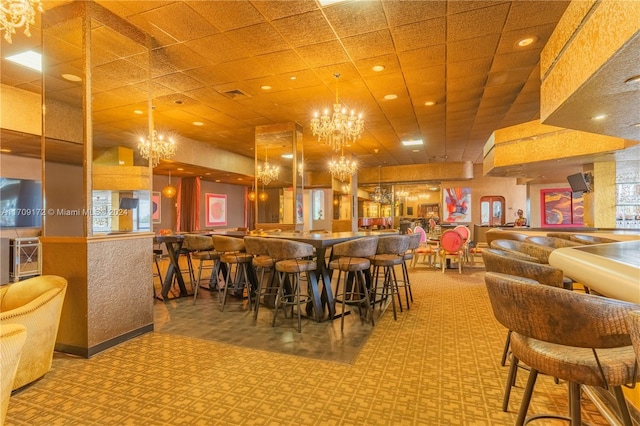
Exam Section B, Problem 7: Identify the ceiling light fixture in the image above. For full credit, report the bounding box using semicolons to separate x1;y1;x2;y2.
133;110;143;115
384;94;398;100
260;85;272;90
516;37;537;47
61;73;81;82
310;73;364;152
162;171;176;198
257;145;279;185
372;65;385;72
424;101;436;106
138;130;177;168
592;114;607;120
371;166;392;204
0;0;41;43
5;50;41;71
328;146;357;182
402;139;423;146
192;121;204;126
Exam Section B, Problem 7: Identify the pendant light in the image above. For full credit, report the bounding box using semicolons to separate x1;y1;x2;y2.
162;170;176;198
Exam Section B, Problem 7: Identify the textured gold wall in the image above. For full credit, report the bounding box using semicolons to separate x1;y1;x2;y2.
593;162;617;228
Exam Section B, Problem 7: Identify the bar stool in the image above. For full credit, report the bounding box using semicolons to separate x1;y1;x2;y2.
400;233;420;305
211;235;253;312
152;247;164;300
485;272;638;426
192;238;221;305
329;236;379;332
266;238;317;333
370;235;410;320
243;236;276;320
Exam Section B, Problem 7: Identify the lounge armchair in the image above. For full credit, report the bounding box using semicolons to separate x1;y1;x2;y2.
0;275;67;390
0;323;27;425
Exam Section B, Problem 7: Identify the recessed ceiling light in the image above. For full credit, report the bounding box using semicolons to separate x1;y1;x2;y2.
5;51;42;72
0;148;12;153
412;149;420;153
592;114;607;120
319;0;346;5
624;75;640;85
516;37;537;47
215;179;221;182
61;73;82;82
177;168;184;171
205;172;211;175
289;76;296;80
372;65;385;72
237;178;242;181
424;101;436;106
402;139;424;146
261;85;272;90
192;121;204;126
384;94;398;100
281;153;293;159
133;110;143;115
174;100;183;105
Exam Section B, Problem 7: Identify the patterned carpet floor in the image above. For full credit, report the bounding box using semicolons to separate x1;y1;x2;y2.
5;264;611;425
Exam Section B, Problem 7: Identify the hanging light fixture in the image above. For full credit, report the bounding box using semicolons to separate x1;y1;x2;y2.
328;146;357;182
138;129;177;168
371;166;392;204
248;182;256;201
162;170;176;198
257;145;279;185
310;73;364;152
1;0;42;44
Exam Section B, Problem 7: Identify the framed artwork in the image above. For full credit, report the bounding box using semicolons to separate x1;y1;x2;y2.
152;191;161;224
205;193;227;227
540;188;583;227
443;187;471;223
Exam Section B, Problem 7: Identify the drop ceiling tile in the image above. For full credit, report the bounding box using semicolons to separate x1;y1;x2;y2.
187;1;264;31
383;1;446;27
270;10;336;47
322;1;388;38
447;33;500;63
250;0;318;20
225;22;288;56
397;45;446;71
341;29;395;61
447;3;510;42
391;17;446;52
295;40;349;68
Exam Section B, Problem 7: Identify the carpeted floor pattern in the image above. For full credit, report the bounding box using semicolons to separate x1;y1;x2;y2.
5;263;610;425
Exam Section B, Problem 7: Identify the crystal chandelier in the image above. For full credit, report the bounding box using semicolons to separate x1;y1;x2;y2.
371;166;392;204
310;73;364;152
328;147;357;182
257;146;279;185
1;0;41;43
138;130;177;168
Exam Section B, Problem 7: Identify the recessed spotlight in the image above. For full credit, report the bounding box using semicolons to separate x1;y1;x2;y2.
237;178;242;180
516;37;537;47
215;179;221;182
624;75;640;85
177;168;184;171
412;149;420;153
372;65;385;72
174;99;183;105
384;94;398;100
261;85;272;90
592;114;607;120
193;121;204;126
281;153;293;159
5;50;42;72
424;101;436;106
61;73;82;82
205;172;211;175
0;148;12;153
289;76;296;81
402;139;424;146
133;110;143;115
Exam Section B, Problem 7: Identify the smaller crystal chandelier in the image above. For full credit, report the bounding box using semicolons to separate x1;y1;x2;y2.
257;146;279;185
162;171;176;198
371;166;392;204
138;130;177;168
1;0;42;43
328;147;357;182
310;73;364;152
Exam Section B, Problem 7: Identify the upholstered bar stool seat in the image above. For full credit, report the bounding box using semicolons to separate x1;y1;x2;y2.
244;236;277;320
266;239;318;333
192;249;221;305
329;236;379;332
212;235;254;312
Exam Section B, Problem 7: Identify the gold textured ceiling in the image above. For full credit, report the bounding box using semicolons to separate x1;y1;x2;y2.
2;0;634;185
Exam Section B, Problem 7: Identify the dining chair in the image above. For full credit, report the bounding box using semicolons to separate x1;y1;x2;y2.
410;225;434;267
370;235;410;319
329;236;379;332
438;230;464;274
485;272;638;426
453;224;471;263
243;236;276;320
191;237;221;305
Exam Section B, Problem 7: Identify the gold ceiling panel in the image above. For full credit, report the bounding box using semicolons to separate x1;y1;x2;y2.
270;10;335;47
322;1;388;38
383;1;446;27
187;1;264;32
341;29;396;60
295;40;350;69
389;17;446;53
251;1;318;21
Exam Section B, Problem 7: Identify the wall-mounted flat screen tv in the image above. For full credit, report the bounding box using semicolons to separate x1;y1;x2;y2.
0;178;43;228
567;173;590;193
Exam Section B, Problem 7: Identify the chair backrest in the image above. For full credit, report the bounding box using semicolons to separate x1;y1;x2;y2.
569;234;619;245
453;225;470;242
525;235;581;249
440;230;463;253
375;235;409;255
490;239;551;263
481;248;564;288
183;234;214;251
332;236;379;258
627;311;640;361
413;225;427;243
485;229;528;246
485;272;638;349
265;238;314;260
546;232;574;241
243;236;270;256
212;235;245;253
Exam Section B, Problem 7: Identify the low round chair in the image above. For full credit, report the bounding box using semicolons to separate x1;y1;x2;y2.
485;272;639;426
524;235;582;249
628;310;640;365
485;229;528;246
490;239;552;264
329;236;379;332
0;323;27;425
569;234;619;245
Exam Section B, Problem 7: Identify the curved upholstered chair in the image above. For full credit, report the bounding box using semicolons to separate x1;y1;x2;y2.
212;235;253;312
628;310;640;365
0;275;67;390
490;239;552;264
485;272;639;426
545;232;574;241
569;234;620;245
485;229;528;246
0;323;27;425
190;236;221;305
370;235;410;319
244;236;276;320
524;235;582;249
